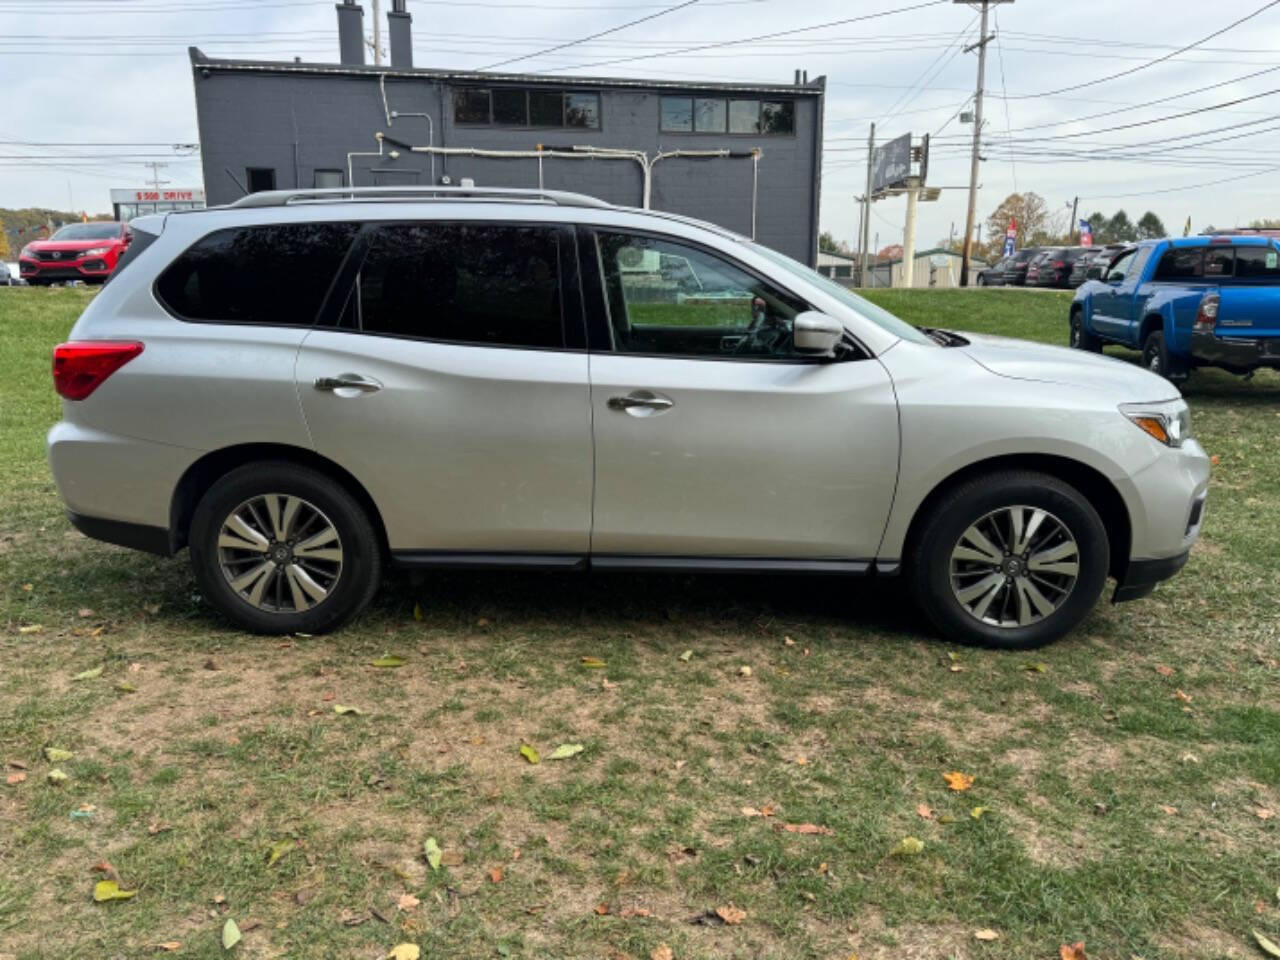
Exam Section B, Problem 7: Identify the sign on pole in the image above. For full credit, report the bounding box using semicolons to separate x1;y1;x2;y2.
871;133;912;195
1002;220;1016;258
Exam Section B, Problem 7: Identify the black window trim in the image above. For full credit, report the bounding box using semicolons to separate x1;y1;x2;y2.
574;224;866;364
659;94;797;138
321;219;588;354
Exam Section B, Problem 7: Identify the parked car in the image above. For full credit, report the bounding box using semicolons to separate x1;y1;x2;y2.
1023;250;1053;286
18;221;132;286
975;258;1010;286
1070;234;1280;379
1031;247;1091;289
0;261;11;286
1002;246;1045;286
1068;244;1128;288
48;186;1209;649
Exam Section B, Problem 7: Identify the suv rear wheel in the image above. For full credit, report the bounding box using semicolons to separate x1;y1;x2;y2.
909;470;1109;649
189;461;382;634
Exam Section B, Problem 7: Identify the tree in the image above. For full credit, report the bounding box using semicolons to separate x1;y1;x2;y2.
1136;211;1167;239
1085;211;1110;243
1249;218;1280;229
1107;209;1138;243
980;192;1051;262
0;220;10;261
819;231;853;256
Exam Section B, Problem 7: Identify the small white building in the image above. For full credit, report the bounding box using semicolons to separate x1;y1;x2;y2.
883;247;969;288
817;249;858;280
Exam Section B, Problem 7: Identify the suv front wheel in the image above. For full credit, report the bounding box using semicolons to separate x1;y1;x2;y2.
189;461;382;634
909;471;1109;649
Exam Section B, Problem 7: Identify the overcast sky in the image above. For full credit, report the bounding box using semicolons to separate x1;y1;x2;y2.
2;0;1279;253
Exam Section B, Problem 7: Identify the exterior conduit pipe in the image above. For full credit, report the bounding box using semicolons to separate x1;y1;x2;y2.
404;142;647;203
347;132;391;188
379;73;435;184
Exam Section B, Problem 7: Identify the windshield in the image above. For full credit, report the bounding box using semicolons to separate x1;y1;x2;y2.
747;242;934;345
50;222;121;241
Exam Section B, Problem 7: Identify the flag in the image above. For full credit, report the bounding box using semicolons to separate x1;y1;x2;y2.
1079;220;1093;247
1183;216;1192;237
81;211;88;223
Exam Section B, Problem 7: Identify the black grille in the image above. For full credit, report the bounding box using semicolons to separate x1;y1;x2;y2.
37;249;83;262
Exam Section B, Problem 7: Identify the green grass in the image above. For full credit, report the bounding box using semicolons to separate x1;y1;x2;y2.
1;286;1279;959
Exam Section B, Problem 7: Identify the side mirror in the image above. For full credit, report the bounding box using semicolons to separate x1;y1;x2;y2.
793;311;844;356
1086;265;1102;280
1107;272;1125;284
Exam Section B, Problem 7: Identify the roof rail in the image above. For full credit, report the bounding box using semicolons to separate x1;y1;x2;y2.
228;185;613;210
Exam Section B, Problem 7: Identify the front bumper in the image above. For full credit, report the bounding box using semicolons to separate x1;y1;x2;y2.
1113;550;1190;602
1190;329;1280;374
19;257;113;280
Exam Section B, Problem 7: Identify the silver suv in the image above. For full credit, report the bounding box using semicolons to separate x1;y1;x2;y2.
48;187;1209;648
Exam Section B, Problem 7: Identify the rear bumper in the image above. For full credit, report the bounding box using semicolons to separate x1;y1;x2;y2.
67;510;173;556
1190;330;1280;373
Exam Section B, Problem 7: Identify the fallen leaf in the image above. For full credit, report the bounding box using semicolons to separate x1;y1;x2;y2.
47;768;69;785
794;756;809;765
128;662;141;672
547;743;584;761
651;945;674;960
440;850;465;867
782;822;833;835
372;655;406;668
92;860;120;884
18;624;42;635
6;771;26;785
594;903;610;915
115;682;137;693
738;665;753;678
333;704;365;716
203;659;218;671
1160;804;1178;816
1254;930;1280;959
93;880;137;902
602;678;618;691
321;690;335;702
266;839;295;867
915;803;934;819
970;806;989;820
488;867;503;884
620;907;651;918
413;602;424;621
6;760;27;770
974;929;1000;941
1023;662;1046;673
1059;941;1087;960
387;947;420;960
943;771;974;791
397;893;419;911
715;905;746;925
72;666;103;681
1256;807;1275;820
520;744;540;764
678;650;692;662
1210;454;1220;466
21;582;32;591
580;657;606;668
147;820;172;836
890;836;924;856
156;942;182;952
423;837;442;871
222;919;241;950
1155;664;1174;677
1173;689;1192;703
783;635;795;646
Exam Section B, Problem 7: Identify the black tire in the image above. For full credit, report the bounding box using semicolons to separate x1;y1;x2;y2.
908;470;1109;650
1069;308;1102;352
1142;329;1187;382
189;461;382;634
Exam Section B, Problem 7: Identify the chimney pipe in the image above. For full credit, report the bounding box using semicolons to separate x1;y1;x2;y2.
336;1;365;66
388;0;413;69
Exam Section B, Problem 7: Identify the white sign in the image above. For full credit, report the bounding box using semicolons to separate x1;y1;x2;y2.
109;188;205;203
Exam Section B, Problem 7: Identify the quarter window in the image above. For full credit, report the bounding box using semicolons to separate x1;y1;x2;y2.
1234;246;1280;278
1154;248;1202;281
343;223;565;349
156;223;360;325
595;231;807;359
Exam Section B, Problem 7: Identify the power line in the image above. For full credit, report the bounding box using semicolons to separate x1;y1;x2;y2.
478;0;701;71
991;8;1016;195
876;13;975;128
1080;163;1280;201
1002;0;1280;100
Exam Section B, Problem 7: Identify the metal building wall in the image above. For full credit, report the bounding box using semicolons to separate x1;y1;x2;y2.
191;63;822;265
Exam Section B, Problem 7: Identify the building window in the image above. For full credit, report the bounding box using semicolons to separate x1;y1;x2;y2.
660;97;693;132
453;87;600;129
314;169;343;189
246;167;276;193
693;97;726;133
662;96;795;135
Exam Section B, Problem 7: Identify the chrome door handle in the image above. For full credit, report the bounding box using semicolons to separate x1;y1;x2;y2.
607;391;674;414
314;374;382;393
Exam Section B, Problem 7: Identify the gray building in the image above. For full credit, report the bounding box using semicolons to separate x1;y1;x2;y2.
188;1;825;264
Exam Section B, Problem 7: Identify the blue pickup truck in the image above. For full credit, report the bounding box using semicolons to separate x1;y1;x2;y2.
1069;235;1280;380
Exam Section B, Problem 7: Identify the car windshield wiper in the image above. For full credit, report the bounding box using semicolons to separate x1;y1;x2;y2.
918;326;970;347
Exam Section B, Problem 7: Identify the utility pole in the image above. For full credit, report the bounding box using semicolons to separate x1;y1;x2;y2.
860;122;875;288
956;0;1011;287
372;0;384;65
1069;195;1079;242
144;161;170;190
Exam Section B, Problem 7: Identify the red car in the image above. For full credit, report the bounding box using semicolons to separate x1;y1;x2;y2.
19;221;132;286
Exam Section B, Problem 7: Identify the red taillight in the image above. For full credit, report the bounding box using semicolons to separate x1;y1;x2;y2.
1194;293;1220;330
52;341;144;400
1052;260;1065;268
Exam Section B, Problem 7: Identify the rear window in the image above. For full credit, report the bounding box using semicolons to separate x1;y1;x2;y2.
156;223;360;325
1154;248;1203;281
1235;246;1280;278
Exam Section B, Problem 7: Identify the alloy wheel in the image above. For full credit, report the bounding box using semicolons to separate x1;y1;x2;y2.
949;505;1080;628
217;494;343;613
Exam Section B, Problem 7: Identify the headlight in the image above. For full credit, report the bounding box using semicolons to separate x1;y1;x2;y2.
20;245;33;258
81;247;111;257
1120;400;1191;448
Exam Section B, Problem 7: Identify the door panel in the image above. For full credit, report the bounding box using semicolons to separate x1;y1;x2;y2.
588;354;899;558
296;332;592;553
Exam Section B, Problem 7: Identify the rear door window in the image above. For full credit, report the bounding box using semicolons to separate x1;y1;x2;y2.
341;222;568;349
1234;246;1280;279
1204;247;1234;278
1154;248;1203;281
156;222;360;325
